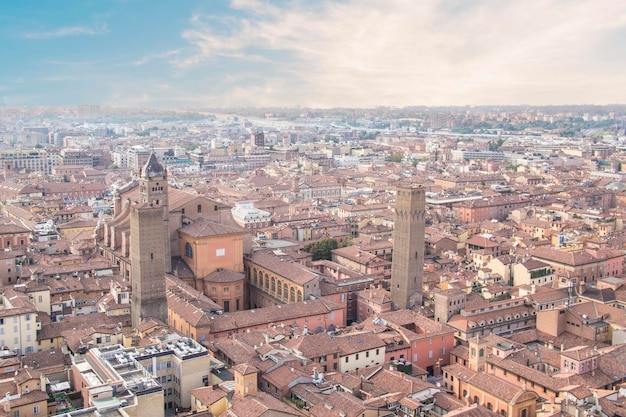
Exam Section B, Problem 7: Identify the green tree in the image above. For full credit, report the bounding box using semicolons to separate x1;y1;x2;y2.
303;238;339;261
389;153;403;163
339;237;353;248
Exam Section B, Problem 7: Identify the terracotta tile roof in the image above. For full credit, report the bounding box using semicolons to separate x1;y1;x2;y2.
444;363;534;403
210;338;256;365
228;391;303;417
232;363;259;376
207;298;343;334
37;312;130;341
334;332;385;355
309;391;367;417
247;250;320;285
447;305;534;332
445;404;504;417
283;332;340;358
532;247;624;267
203;268;245;283
189;385;227;406
261;364;307;389
178;217;243;237
7;389;49;408
357;367;434;396
357;288;391;304
432;391;465;412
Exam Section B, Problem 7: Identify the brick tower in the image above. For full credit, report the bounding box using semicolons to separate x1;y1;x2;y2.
391;185;425;310
131;153;169;328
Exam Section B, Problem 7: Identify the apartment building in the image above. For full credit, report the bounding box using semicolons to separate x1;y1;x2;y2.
0;288;39;355
335;332;386;373
331;246;391;281
0;149;59;175
531;246;624;284
72;345;164;417
454;195;530;224
0;368;50;417
446;296;536;342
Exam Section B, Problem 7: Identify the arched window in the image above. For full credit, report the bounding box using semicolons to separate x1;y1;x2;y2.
277;282;282;297
271;277;276;293
290;287;295;302
185;242;193;258
265;275;269;290
253;269;258;285
297;290;302;301
283;285;289;300
479;349;485;357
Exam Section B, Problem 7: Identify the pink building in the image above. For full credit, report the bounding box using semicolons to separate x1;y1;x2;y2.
356;287;392;322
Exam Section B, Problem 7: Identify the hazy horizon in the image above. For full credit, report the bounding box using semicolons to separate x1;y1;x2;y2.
2;0;626;109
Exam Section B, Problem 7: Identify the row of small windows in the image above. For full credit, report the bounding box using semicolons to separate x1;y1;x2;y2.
468;311;535;328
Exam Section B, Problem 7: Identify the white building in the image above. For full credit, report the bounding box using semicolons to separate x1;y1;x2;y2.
231;202;272;229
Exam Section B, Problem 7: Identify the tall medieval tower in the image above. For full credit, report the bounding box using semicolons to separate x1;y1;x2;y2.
131;153;170;328
391;185;425;310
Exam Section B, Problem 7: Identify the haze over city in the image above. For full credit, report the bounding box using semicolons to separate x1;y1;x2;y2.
2;0;626;109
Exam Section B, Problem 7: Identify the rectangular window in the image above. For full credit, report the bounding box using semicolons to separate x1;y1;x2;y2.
197;204;202;213
429;350;433;359
216;248;225;257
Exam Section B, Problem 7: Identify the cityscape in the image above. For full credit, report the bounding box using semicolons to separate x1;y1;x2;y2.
3;1;626;417
0;104;624;417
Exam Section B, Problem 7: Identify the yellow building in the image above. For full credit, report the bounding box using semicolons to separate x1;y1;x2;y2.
444;363;538;417
190;386;229;416
0;288;39;355
0;368;49;417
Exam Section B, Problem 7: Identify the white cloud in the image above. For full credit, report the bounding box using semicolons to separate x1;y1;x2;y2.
175;0;626;107
23;23;107;39
133;50;181;66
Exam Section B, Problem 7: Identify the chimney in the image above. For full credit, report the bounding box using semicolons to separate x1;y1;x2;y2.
531;284;536;294
578;280;585;295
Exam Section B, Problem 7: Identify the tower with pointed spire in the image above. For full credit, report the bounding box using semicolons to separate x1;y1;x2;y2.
131;153;169;328
391;185;425;310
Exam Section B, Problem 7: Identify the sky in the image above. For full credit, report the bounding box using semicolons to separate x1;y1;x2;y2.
1;0;625;109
